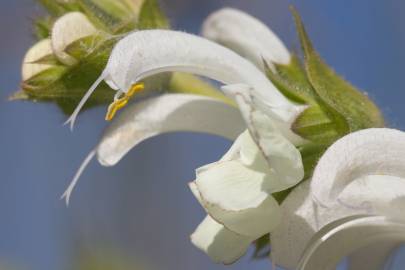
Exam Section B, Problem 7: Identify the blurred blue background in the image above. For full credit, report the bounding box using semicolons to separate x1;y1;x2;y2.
1;0;405;269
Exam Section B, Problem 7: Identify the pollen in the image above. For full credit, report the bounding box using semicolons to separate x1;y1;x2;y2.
105;82;144;121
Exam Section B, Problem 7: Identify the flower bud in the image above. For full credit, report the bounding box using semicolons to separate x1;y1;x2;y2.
21;39;54;81
51;12;98;65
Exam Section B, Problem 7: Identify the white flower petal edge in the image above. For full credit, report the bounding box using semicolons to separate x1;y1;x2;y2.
189;182;254;264
310;128;405;207
65;29;301;130
62;94;245;204
202;8;290;70
271;128;405;269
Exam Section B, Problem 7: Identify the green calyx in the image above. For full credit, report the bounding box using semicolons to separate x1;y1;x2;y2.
12;0;170;114
258;8;385;258
267;7;384;182
13;0;226;115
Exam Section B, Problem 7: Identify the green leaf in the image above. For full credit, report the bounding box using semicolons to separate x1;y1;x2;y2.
137;0;169;29
291;6;384;132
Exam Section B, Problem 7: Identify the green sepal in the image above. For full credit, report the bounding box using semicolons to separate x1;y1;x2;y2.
38;0;80;17
14;0;172;115
290;6;384;132
76;0;131;33
30;53;60;65
20;37;119;114
137;0;169;29
265;55;316;104
22;66;67;90
64;35;106;60
33;17;53;40
292;106;339;144
265;54;341;143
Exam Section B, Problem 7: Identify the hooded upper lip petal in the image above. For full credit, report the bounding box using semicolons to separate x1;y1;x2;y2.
310;128;405;207
104;29;298;122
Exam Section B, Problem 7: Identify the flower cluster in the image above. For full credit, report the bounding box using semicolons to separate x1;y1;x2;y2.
17;1;402;269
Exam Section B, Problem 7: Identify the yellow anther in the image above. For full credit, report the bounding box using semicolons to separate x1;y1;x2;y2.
105;83;144;121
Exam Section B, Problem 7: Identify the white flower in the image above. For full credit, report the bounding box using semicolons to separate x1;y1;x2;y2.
271;128;405;270
62;8;305;264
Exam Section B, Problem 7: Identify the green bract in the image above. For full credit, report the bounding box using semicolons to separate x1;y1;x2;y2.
266;7;384;183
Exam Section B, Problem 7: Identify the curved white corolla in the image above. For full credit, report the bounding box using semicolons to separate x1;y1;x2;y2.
271;128;405;270
65;29;302;129
62;8;305;264
62;93;246;204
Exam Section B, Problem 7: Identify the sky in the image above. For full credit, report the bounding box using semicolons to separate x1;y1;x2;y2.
1;0;405;270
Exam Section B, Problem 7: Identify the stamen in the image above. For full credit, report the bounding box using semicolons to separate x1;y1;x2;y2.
105;82;144;121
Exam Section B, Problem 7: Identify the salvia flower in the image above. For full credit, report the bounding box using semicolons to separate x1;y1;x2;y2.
61;7;306;263
271;128;405;270
17;1;388;266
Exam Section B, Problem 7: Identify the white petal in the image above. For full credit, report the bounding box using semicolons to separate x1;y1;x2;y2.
297;216;405;270
22;39;54;81
195;160;269;211
310;128;405;207
96;94;245;166
193;161;282;236
222;84;304;185
202;8;290;70
103;30;298;123
190;215;254;264
51;12;98;65
271;175;405;269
